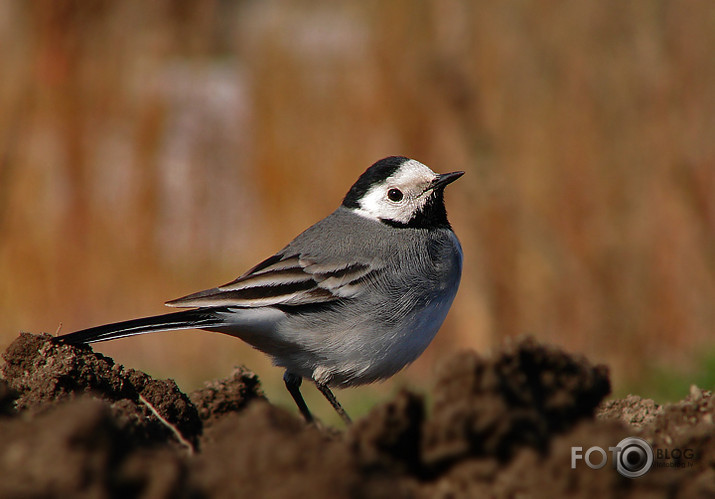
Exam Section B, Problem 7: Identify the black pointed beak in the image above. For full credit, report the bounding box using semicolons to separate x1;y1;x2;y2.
430;171;464;191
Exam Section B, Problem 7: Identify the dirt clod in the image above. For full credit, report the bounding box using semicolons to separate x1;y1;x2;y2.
349;390;424;475
0;396;190;498
189;366;265;425
422;338;611;468
1;332;202;446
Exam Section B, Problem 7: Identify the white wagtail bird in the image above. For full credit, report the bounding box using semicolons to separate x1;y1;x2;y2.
55;156;463;424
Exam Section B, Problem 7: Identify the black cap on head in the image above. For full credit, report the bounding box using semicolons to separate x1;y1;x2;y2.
342;156;408;209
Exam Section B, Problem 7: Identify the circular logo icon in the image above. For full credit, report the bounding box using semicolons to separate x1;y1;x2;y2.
615;437;653;478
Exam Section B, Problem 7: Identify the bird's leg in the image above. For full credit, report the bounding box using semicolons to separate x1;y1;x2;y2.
283;371;314;423
315;382;352;425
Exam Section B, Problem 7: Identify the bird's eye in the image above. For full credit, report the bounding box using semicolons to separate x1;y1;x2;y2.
387;188;403;202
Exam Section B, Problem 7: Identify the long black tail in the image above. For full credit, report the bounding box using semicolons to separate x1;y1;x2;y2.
55;308;227;345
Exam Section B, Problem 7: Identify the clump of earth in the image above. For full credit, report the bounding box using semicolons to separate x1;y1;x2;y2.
1;333;712;497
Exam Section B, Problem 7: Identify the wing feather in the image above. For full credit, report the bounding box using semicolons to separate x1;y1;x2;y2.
165;253;382;308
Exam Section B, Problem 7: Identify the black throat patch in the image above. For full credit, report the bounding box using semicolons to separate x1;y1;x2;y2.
380;189;452;230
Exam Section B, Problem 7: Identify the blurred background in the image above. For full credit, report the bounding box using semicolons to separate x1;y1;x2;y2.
1;0;713;423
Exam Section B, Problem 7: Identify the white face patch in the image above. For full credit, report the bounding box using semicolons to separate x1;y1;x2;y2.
352;159;438;224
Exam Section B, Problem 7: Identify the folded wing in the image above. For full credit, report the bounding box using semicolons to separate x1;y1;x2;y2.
165;252;381;309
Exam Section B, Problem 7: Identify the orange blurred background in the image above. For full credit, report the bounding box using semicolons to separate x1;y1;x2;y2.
1;1;713;421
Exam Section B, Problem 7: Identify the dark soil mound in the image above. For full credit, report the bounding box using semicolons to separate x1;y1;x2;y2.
1;332;712;497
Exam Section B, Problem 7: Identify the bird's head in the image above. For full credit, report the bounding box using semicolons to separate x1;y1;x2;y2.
342;156;463;229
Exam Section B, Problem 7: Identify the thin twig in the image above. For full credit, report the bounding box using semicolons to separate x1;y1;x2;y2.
138;394;195;455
